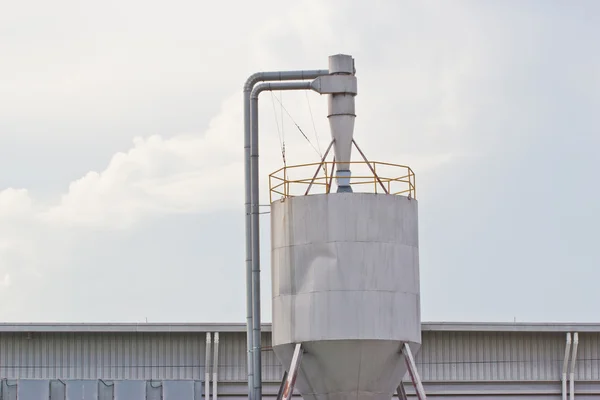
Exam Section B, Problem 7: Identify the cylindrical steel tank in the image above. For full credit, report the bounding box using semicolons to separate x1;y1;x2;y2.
271;192;421;400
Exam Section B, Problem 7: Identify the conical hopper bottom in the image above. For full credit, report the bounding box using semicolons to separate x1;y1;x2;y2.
273;340;421;400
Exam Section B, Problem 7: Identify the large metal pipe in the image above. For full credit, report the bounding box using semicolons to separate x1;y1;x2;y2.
250;80;319;400
243;70;328;400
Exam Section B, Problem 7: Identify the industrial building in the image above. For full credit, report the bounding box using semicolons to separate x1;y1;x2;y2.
0;322;598;399
3;54;594;400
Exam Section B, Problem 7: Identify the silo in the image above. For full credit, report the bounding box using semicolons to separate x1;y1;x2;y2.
268;55;425;400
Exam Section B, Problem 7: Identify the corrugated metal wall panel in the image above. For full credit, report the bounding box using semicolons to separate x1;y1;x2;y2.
0;333;207;381
212;330;577;383
216;332;283;382
262;332;284;382
575;333;600;381
414;331;565;381
0;331;283;383
217;332;246;382
0;330;595;385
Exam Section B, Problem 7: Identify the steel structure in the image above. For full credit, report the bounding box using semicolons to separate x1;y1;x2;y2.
244;54;429;400
265;54;425;400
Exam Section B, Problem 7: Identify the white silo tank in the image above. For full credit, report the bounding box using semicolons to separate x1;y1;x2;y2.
269;55;424;400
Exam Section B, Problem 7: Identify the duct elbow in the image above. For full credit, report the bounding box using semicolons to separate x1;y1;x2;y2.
244;73;265;92
570;332;579;374
244;70;330;92
250;85;264;100
563;333;572;375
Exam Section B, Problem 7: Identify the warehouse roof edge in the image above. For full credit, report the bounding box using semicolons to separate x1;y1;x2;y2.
0;321;598;333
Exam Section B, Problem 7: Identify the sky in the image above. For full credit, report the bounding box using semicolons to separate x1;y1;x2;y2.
0;0;599;323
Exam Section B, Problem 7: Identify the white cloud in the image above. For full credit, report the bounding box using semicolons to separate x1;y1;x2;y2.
31;94;241;229
0;188;34;219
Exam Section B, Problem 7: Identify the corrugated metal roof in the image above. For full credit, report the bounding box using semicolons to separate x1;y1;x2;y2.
0;322;599;333
0;323;270;333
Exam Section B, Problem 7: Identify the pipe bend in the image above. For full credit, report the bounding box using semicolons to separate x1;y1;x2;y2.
244;70;329;92
244;72;265;92
250;82;271;100
570;332;579;374
563;333;572;375
570;332;579;400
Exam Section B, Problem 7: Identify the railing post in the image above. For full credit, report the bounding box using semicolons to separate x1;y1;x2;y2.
284;167;288;198
327;159;336;194
324;162;329;193
373;163;377;194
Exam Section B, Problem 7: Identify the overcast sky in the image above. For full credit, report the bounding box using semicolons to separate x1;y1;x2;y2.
1;0;599;323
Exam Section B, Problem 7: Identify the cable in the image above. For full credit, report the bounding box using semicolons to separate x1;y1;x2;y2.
280;91;285;158
305;91;322;156
271;94;321;157
270;92;286;166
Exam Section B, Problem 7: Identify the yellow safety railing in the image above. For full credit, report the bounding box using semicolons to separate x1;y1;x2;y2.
269;160;416;202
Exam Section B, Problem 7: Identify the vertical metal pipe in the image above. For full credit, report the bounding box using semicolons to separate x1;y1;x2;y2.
213;332;220;400
562;333;572;400
205;333;212;400
243;88;255;400
570;332;579;400
250;93;263;400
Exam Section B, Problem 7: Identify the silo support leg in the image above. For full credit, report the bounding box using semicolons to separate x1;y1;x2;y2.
396;383;409;400
279;343;304;400
402;343;427;400
276;371;289;400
